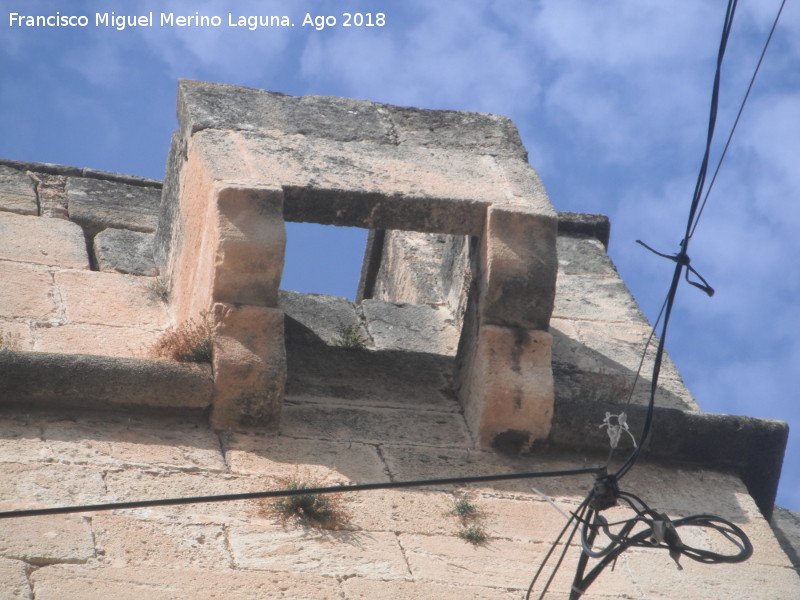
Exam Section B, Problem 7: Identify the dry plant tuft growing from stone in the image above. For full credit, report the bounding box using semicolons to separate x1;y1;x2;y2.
150;311;214;363
0;331;22;352
266;477;349;530
147;276;170;303
453;492;480;520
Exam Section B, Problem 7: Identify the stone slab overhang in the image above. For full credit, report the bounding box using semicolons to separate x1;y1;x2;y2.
551;397;789;519
0;350;212;412
155;80;558;446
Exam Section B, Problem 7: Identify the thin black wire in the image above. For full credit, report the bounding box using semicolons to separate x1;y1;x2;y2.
685;0;738;241
689;0;788;240
525;0;784;595
604;296;667;469
525;499;590;600
0;466;604;520
615;0;739;481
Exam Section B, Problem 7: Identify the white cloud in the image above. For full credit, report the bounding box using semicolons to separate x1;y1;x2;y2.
533;0;719;67
299;0;542;115
135;0;294;83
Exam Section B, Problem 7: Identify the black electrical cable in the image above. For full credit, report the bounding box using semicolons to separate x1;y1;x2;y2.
524;1;782;595
574;502;753;595
690;0;787;240
0;466;604;520
615;0;738;482
685;0;739;239
524;499;591;600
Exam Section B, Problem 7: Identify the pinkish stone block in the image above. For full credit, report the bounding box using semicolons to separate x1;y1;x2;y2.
211;185;285;308
164;147;218;323
163;144;285;322
34;323;163;358
55;270;170;330
210;302;286;430
0;261;56;320
457;324;553;450
478;205;557;331
0;212;89;268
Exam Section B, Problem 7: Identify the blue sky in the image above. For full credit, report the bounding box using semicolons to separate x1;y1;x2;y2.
1;1;797;511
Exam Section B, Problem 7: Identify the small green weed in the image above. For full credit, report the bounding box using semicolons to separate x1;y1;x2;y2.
452;493;479;520
458;524;488;545
452;492;489;544
335;325;366;349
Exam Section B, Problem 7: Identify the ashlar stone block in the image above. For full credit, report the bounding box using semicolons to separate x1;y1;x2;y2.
165;141;286;322
93;228;157;276
212;185;285;308
32;566;343;600
0;211;89;269
228;524;409;579
0;558;30;600
457;324;554;450
0;515;94;565
0;261;56;320
92;515;230;569
343;579;522;600
55;270;169;330
478;205;557;331
0;165;37;215
210;302;286;430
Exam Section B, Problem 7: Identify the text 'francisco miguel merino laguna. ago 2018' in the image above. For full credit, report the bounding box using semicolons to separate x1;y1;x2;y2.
8;12;386;31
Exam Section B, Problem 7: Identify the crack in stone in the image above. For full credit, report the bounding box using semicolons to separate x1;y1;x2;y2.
217;431;232;473
394;532;414;578
221;523;237;570
374;444;394;483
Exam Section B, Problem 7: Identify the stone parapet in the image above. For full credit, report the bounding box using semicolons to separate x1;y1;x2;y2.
65;177;161;239
155;80;558;440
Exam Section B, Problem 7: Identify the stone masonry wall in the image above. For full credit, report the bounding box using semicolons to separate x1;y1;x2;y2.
0;81;796;598
0;277;796;597
0;385;796;598
0;161;170;359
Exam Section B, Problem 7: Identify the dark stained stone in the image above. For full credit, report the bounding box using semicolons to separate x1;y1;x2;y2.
0;351;213;412
94;228;157;276
67;177;161;238
0;165;38;216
